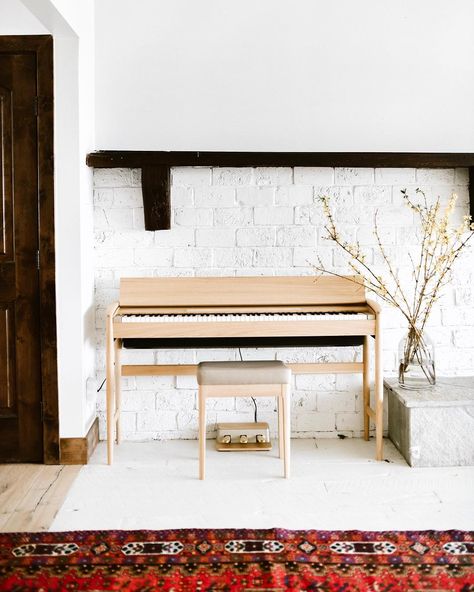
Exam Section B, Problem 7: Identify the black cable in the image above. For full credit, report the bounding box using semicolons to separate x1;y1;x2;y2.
239;347;258;423
251;397;258;423
97;377;106;392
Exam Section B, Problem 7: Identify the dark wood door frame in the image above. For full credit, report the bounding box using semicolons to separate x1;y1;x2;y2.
0;35;59;464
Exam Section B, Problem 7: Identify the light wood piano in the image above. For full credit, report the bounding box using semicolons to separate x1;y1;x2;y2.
106;275;383;464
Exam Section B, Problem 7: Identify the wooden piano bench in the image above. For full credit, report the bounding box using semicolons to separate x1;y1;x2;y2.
197;360;292;480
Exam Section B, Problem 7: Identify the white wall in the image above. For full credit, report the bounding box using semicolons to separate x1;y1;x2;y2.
95;0;474;151
4;0;473;443
93;167;473;442
0;0;48;33
50;0;97;435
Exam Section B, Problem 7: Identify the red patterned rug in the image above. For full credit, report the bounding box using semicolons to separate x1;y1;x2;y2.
0;529;473;591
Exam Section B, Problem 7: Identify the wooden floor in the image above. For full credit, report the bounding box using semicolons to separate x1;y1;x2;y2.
0;464;80;532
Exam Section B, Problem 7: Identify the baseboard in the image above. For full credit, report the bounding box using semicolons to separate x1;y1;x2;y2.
60;417;99;465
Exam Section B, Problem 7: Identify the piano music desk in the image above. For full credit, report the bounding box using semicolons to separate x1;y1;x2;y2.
105;276;383;465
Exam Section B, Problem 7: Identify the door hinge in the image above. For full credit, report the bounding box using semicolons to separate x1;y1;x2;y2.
36;250;40;270
34;96;40;116
40;401;44;421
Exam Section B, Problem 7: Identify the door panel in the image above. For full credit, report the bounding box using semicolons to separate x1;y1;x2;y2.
0;52;43;462
0;85;13;260
0;305;15;411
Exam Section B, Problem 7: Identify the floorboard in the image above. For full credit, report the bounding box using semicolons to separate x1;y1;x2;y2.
0;464;80;532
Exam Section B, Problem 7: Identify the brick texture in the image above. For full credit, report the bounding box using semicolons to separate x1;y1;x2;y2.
94;167;473;441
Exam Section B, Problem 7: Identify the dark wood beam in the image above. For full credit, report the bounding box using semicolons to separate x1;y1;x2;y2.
141;165;170;230
86;152;474;228
87;151;474;169
470;168;474;219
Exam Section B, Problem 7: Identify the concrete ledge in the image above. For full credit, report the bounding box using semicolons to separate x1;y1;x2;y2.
385;377;474;467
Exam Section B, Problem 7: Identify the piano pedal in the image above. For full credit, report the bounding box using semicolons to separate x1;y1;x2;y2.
215;422;272;451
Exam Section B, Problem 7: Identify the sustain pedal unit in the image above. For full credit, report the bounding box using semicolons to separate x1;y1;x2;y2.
215;422;271;451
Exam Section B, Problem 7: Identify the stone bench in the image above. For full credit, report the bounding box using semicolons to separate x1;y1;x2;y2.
385;377;474;467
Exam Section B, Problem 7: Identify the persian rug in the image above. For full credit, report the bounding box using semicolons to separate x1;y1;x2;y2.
0;529;473;591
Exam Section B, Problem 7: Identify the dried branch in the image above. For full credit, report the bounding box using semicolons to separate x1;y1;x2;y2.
315;190;474;370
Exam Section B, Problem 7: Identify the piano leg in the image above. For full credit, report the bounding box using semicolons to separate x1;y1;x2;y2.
198;386;206;480
374;313;384;461
363;336;370;441
106;331;116;466
114;339;122;445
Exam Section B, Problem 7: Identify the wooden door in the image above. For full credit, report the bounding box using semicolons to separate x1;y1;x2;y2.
0;49;43;461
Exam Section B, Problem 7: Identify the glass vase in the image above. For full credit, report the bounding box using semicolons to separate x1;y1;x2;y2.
398;328;435;390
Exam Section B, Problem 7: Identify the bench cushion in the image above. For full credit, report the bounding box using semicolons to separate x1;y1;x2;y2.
197;360;291;385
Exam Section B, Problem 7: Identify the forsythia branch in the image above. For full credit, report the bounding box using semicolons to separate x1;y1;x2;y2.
315;190;474;340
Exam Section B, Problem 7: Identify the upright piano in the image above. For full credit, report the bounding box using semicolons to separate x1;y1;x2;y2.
105;275;383;464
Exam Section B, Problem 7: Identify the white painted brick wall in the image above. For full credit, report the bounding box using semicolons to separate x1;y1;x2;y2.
94;166;474;442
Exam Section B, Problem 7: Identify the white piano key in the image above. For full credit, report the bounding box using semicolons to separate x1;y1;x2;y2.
121;311;375;323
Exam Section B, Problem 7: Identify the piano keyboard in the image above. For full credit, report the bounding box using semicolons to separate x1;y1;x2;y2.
121;312;375;323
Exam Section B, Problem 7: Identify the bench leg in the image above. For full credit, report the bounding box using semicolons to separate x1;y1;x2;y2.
199;387;206;480
106;311;116;465
281;385;290;479
277;396;284;459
